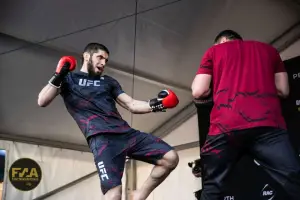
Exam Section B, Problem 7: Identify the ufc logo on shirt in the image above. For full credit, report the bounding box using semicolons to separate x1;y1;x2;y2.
97;161;109;181
79;79;101;86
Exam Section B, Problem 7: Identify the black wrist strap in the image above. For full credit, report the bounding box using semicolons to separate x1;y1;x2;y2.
48;64;70;88
194;96;213;107
149;98;164;112
49;73;64;88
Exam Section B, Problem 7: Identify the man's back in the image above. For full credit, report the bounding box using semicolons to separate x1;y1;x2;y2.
208;40;286;135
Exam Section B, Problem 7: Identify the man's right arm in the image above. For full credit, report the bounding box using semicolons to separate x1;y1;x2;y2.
275;72;289;98
273;50;289;98
37;85;61;107
37;56;77;107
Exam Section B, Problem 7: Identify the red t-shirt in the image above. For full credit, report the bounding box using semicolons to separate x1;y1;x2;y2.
196;40;287;135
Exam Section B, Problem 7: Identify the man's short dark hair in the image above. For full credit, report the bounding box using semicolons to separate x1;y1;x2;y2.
214;30;243;43
81;43;109;64
83;43;110;55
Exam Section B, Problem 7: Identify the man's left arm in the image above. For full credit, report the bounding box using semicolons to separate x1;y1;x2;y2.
110;78;179;114
115;93;151;114
116;91;179;114
191;48;213;99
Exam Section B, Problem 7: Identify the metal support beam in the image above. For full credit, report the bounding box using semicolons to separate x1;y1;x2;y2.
0;133;91;152
269;22;300;52
173;141;199;151
125;159;137;200
33;171;98;200
124;161;130;200
153;20;300;139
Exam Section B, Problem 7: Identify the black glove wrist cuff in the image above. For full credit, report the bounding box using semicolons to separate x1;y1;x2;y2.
48;66;70;88
149;98;164;112
48;73;63;88
193;96;213;107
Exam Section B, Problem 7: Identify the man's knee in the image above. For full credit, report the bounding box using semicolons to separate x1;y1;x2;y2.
104;185;122;200
160;150;179;170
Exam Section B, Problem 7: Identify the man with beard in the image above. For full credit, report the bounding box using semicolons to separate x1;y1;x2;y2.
37;43;180;200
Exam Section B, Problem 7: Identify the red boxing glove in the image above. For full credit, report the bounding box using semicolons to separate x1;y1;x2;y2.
55;56;77;73
149;89;179;112
49;56;77;88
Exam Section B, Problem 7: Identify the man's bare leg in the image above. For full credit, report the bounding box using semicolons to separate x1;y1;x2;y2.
105;185;122;200
133;150;179;200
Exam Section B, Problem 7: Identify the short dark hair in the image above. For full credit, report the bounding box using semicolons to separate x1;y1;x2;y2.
214;30;243;43
81;43;109;63
83;43;109;55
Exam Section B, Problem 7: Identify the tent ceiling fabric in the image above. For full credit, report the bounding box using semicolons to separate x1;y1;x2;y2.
0;0;136;42
0;0;299;146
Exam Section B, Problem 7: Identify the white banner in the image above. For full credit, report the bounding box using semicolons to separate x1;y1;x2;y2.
0;140;128;200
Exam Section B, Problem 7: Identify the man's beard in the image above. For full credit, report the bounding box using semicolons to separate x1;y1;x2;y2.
87;59;102;77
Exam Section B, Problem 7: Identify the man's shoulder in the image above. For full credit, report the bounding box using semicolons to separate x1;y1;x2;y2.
69;71;87;77
103;74;113;80
103;74;116;80
65;71;83;79
62;71;85;89
243;40;276;50
103;75;119;84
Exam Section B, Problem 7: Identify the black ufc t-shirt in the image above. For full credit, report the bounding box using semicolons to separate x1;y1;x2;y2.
60;71;133;139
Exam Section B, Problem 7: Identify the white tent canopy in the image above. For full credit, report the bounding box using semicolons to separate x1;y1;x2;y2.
0;0;300;199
